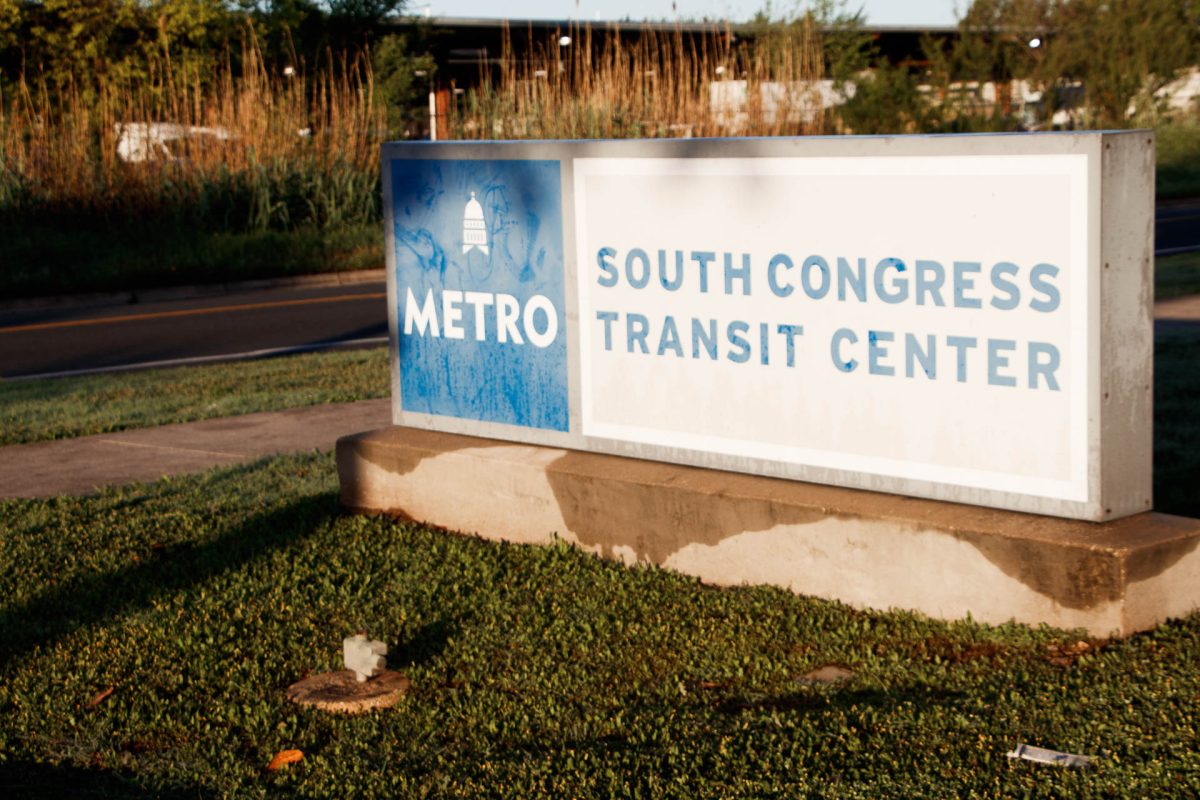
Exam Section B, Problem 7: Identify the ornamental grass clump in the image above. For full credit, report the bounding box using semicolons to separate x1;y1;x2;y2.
0;36;385;234
447;19;828;141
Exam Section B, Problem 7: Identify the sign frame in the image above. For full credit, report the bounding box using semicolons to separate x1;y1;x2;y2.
382;133;1154;522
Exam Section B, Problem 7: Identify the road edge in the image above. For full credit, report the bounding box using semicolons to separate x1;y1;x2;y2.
0;268;387;314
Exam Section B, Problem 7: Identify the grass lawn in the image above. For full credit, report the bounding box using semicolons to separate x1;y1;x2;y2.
1;451;1198;798
1156;251;1200;299
0;348;389;447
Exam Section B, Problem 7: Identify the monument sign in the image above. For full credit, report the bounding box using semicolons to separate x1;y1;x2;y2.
382;133;1153;521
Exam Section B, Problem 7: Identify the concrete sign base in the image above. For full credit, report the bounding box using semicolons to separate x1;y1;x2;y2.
338;426;1200;638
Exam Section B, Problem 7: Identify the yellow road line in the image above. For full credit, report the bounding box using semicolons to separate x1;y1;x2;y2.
0;292;387;335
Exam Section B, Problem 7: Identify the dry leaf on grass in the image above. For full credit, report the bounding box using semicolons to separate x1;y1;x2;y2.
266;749;304;772
88;687;114;707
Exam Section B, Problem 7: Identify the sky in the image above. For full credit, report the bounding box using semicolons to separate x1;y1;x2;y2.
417;1;963;27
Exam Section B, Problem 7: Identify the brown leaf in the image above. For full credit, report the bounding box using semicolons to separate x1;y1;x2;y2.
88;686;114;708
266;749;304;772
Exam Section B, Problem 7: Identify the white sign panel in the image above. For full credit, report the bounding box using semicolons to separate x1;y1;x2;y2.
574;155;1089;502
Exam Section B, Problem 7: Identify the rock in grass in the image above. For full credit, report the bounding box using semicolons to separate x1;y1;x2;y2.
286;670;411;714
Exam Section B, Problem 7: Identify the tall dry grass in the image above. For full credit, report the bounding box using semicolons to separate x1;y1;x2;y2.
0;38;385;231
447;20;827;140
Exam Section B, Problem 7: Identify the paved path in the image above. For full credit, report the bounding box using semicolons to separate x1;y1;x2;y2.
0;399;390;500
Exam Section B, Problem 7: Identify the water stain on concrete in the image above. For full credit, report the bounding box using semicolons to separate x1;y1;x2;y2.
340;426;1200;615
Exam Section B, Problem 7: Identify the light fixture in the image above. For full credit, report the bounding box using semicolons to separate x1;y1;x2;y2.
1028;37;1042;48
559;35;571;47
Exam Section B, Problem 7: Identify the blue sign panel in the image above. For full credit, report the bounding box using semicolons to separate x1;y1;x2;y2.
390;158;568;431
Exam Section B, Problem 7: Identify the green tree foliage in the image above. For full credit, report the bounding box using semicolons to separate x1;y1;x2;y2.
0;0;19;52
947;0;1199;128
15;0;234;82
1042;0;1200;126
835;61;935;134
372;31;433;137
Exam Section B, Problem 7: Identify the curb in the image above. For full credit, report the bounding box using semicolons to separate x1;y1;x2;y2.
0;268;387;314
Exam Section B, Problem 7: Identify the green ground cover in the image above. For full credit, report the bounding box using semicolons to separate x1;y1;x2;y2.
0;347;389;447
1156;251;1200;299
0;452;1198;798
1156;121;1200;200
0;222;383;299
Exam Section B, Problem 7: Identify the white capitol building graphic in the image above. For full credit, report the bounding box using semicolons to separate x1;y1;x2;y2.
462;191;488;255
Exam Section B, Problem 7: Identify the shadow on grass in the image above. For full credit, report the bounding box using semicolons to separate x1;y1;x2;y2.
715;683;967;716
391;619;459;671
0;759;205;799
0;492;339;674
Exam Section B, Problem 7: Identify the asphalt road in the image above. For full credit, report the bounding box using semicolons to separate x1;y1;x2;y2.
0;281;389;379
1156;204;1200;256
0;202;1197;380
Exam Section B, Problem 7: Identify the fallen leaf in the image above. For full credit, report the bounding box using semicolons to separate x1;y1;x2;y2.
88;687;114;707
267;749;304;772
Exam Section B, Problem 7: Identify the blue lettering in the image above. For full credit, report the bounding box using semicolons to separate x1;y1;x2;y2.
946;336;977;382
953;261;982;309
802;255;831;300
724;253;752;296
657;315;683;357
831;328;858;372
768;254;794;298
625;249;651;290
905;333;936;379
659;250;684;291
596;310;618;351
837;257;867;302
691;251;715;294
596;247;619;288
727;321;751;363
626;313;650;354
692;318;718;360
874;258;908;304
777;324;804;367
989;262;1020;310
988;339;1017;387
915;260;946;307
1029;341;1061;391
1030;263;1061;312
868;330;895;376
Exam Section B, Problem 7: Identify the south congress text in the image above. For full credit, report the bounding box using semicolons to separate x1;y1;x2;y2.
591;247;1070;390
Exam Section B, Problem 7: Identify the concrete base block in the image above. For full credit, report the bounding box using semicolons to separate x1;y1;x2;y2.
337;426;1200;637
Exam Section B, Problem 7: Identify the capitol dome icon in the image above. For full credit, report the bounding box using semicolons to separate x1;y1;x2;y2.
462;191;488;255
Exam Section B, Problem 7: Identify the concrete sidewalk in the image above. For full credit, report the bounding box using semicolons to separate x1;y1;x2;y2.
0;399;390;500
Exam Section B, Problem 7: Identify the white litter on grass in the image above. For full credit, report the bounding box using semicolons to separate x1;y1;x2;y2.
343;634;388;683
1007;743;1094;768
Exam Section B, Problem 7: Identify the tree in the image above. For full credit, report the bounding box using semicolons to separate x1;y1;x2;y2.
1042;0;1200;126
372;30;433;137
952;0;1200;128
0;0;19;53
14;0;234;84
